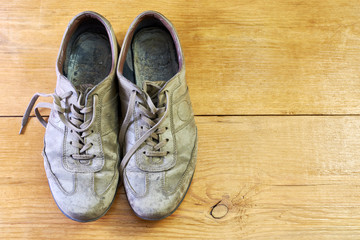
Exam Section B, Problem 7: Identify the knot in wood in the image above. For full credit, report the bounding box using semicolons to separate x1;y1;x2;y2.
210;201;229;219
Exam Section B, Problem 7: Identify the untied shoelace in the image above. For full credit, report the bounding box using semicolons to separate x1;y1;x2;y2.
20;90;98;161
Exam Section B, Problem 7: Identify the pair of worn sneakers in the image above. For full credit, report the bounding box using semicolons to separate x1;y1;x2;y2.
20;11;197;222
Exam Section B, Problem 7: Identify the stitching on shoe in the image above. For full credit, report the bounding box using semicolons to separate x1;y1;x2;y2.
101;93;119;136
172;86;188;105
43;145;76;195
48;112;64;133
124;168;148;198
175;115;195;133
94;148;120;197
90;172;95;196
167;76;182;170
96;95;106;173
162;128;197;196
62;127;70;171
94;170;119;197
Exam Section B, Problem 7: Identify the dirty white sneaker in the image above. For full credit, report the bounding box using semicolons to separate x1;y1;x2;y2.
117;11;198;220
20;11;120;222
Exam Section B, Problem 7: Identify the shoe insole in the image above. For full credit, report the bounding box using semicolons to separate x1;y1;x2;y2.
64;32;111;89
132;27;178;88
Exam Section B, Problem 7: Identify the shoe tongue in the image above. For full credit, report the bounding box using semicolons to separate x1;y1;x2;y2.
75;84;94;105
57;76;94;99
142;80;166;97
77;83;94;95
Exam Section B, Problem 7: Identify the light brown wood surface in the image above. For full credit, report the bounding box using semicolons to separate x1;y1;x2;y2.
3;0;360;115
3;117;360;239
2;0;360;239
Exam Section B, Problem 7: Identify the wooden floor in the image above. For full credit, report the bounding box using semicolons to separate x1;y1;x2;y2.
2;0;360;239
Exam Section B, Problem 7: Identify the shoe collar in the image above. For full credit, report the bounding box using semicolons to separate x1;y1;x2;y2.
55;11;118;97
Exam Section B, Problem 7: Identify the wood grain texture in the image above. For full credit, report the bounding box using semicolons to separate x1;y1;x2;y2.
2;0;360;115
2;116;360;239
2;0;360;239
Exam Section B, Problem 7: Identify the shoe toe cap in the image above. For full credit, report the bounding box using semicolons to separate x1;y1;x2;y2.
58;200;109;222
124;175;192;221
47;175;118;222
129;195;178;220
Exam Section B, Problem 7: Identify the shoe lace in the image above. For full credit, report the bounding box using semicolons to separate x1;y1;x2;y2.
20;90;98;161
119;87;170;174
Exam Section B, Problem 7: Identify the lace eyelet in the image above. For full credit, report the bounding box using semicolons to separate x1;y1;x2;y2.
70;130;73;133
143;151;146;154
91;130;94;133
140;126;143;129
166;138;169;142
167;151;170;154
90;143;93;146
70;141;72;145
165;127;168;130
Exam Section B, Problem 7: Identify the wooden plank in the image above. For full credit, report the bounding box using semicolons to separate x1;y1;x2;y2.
2;116;360;239
2;0;360;116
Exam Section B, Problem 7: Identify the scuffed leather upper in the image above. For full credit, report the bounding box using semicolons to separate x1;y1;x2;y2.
117;11;197;220
43;11;119;222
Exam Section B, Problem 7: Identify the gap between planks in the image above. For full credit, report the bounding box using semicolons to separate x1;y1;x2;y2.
4;114;360;118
